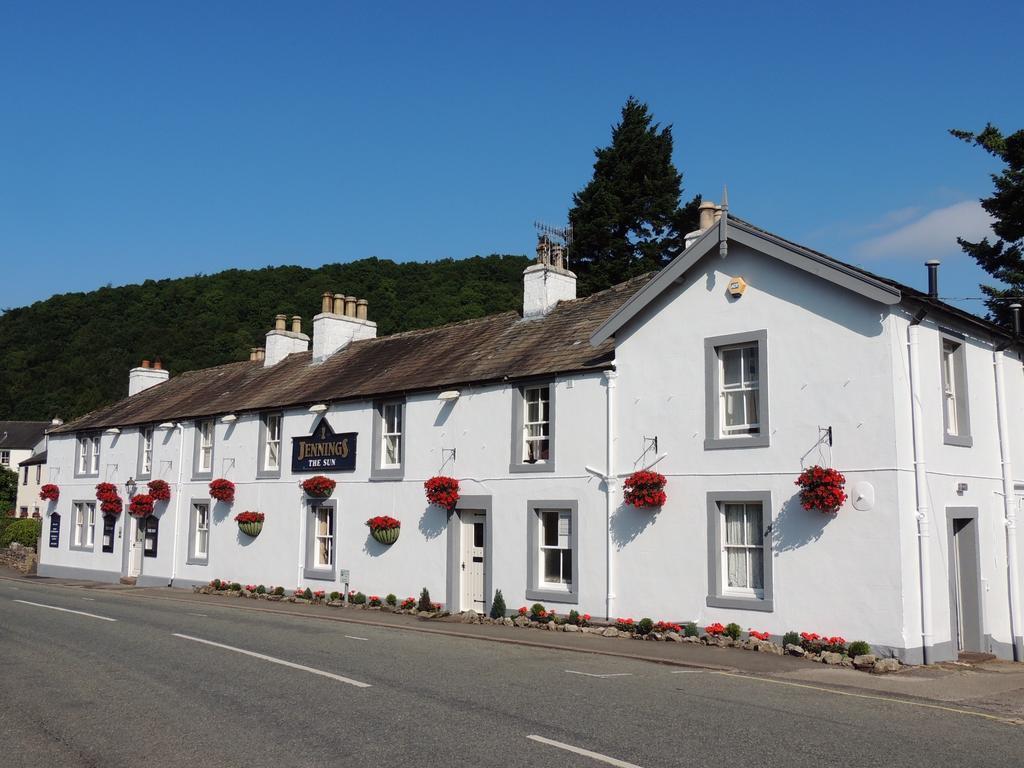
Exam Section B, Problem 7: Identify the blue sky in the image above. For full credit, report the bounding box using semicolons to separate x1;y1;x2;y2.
2;1;1021;313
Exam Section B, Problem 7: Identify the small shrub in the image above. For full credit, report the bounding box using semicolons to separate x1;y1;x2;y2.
783;631;801;647
385;593;397;606
329;591;340;601
353;591;367;605
229;582;241;591
824;636;848;654
530;603;546;617
417;587;432;612
490;589;506;619
567;609;580;625
0;518;41;549
724;622;742;641
637;618;654;636
210;579;222;589
303;587;313;600
273;586;285;596
313;590;325;600
848;640;872;657
683;622;699;637
256;585;266;595
400;596;416;609
368;595;382;607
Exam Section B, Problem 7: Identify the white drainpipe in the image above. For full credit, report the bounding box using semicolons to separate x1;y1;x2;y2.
993;348;1022;660
603;369;617;622
907;320;933;663
168;422;186;586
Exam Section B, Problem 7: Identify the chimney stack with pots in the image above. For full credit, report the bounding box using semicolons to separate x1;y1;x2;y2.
312;290;377;362
523;234;577;319
264;311;310;366
129;357;170;396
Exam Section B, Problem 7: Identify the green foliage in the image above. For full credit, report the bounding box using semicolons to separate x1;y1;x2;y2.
385;593;396;606
0;518;41;548
0;255;532;421
637;617;654;636
329;591;340;601
848;640;872;657
417;587;432;612
530;603;546;618
569;97;701;296
0;468;17;516
350;591;364;604
489;588;506;619
724;622;742;641
229;582;241;591
256;584;266;594
273;586;285;596
567;609;580;625
683;621;699;638
303;587;313;600
783;631;801;647
951;124;1024;325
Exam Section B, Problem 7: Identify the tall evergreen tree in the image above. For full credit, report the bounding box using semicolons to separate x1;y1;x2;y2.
951;124;1024;326
569;97;700;295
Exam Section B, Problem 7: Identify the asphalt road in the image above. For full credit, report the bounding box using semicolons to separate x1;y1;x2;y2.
2;579;1023;768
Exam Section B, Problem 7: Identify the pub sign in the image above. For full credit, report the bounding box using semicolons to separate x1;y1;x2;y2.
292;417;357;473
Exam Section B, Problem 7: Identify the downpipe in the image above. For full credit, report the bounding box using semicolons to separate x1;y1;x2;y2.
168;422;185;586
907;320;933;663
993;349;1022;660
604;370;617;623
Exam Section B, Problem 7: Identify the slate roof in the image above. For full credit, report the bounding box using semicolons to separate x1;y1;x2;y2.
53;273;654;434
18;450;47;467
0;421;48;450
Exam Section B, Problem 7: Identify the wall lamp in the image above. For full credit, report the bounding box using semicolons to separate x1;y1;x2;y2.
438;390;461;402
104;427;121;435
158;422;177;430
308;404;328;414
220;414;238;423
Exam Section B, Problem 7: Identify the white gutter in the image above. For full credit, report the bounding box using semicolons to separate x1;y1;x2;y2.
168;423;185;586
993;348;1022;660
604;369;617;622
907;320;933;663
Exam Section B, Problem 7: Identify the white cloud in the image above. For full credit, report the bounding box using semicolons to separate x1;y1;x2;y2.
853;200;994;260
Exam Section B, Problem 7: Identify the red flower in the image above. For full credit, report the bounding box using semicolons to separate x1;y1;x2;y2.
749;630;771;641
705;622;727;636
301;475;336;497
96;483;125;514
314;590;326;599
365;515;401;532
654;620;682;633
795;465;847;514
424;476;460;511
623;470;667;508
128;494;154;517
39;484;60;502
209;478;235;503
147;479;171;502
234;511;265;524
518;606;528;616
401;597;416;609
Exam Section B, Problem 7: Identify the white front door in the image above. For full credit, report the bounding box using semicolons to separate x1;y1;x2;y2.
128;516;144;577
460;511;485;613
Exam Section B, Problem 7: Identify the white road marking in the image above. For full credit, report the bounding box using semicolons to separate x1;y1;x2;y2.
527;735;643;767
188;613;207;617
344;635;369;641
14;600;117;622
172;633;371;688
565;670;632;678
670;669;704;674
81;597;96;601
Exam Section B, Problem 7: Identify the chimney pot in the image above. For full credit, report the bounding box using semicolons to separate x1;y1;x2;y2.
698;201;718;230
274;314;287;331
321;292;333;314
333;293;345;314
344;296;357;317
141;359;151;369
255;347;265;362
925;260;940;298
1011;303;1022;337
153;359;163;370
356;299;368;321
291;315;302;334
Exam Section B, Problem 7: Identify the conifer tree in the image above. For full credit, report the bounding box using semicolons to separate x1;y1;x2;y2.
489;589;506;619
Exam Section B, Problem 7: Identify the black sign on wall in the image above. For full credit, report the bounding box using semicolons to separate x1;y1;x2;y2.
292;417;357;473
48;513;60;548
144;516;159;558
102;515;116;553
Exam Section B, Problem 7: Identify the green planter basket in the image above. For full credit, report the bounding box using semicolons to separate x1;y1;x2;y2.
238;521;263;537
371;526;400;545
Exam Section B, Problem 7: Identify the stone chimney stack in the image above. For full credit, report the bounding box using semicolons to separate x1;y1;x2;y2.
684;193;729;250
129;358;170;396
312;291;377;362
264;312;310;366
522;235;577;319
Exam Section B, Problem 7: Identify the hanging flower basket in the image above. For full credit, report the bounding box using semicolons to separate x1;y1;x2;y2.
209;478;236;504
39;484;60;503
301;475;336;498
95;482;123;516
623;470;667;508
424;476;459;512
235;511;265;537
147;479;171;502
795;465;847;514
128;494;154;518
366;516;401;545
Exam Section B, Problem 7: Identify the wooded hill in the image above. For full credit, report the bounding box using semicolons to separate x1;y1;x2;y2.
0;255;531;421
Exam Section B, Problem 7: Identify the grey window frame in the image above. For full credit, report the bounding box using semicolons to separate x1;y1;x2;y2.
186;498;211;566
192;419;215;480
0;450;8;467
706;490;774;612
510;381;556;473
370;399;405;481
73;434;101;478
525;499;579;603
939;331;972;447
304;499;337;581
137;424;154;480
704;330;770;450
69;500;97;552
257;411;283;479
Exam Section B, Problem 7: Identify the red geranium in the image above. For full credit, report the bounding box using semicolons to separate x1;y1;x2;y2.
623;470;667;508
400;597;416;609
301;475;336;497
39;484;60;502
234;511;265;523
705;622;727;637
796;465;847;514
95;482;123;516
209;478;235;503
518;606;528;616
654;620;682;633
424;476;459;511
365;515;400;532
749;630;771;641
128;494;154;517
147;479;171;502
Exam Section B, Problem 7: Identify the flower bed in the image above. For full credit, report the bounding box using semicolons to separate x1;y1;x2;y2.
623;470;667;508
301;475;336;498
209;478;235;503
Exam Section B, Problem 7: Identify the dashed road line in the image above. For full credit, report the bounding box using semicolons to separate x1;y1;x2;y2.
14;599;117;622
344;635;369;641
527;735;643;767
565;670;632;679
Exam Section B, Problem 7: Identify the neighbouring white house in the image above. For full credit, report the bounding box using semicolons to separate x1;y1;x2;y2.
1;421;48;516
36;205;1024;664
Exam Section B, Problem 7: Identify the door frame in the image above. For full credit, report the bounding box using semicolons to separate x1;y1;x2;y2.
121;513;144;578
446;495;492;614
946;506;985;653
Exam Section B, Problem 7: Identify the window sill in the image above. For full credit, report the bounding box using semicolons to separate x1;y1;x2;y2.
191;472;213;482
136;472;152;482
69;544;95;553
370;467;404;482
255;468;282;480
303;566;336;582
186;556;209;566
510;462;556;474
704;434;770;451
944;434;973;448
73;473;100;479
526;588;578;604
706;595;774;612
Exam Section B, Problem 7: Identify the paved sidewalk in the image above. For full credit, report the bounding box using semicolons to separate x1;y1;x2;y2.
8;566;1024;718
